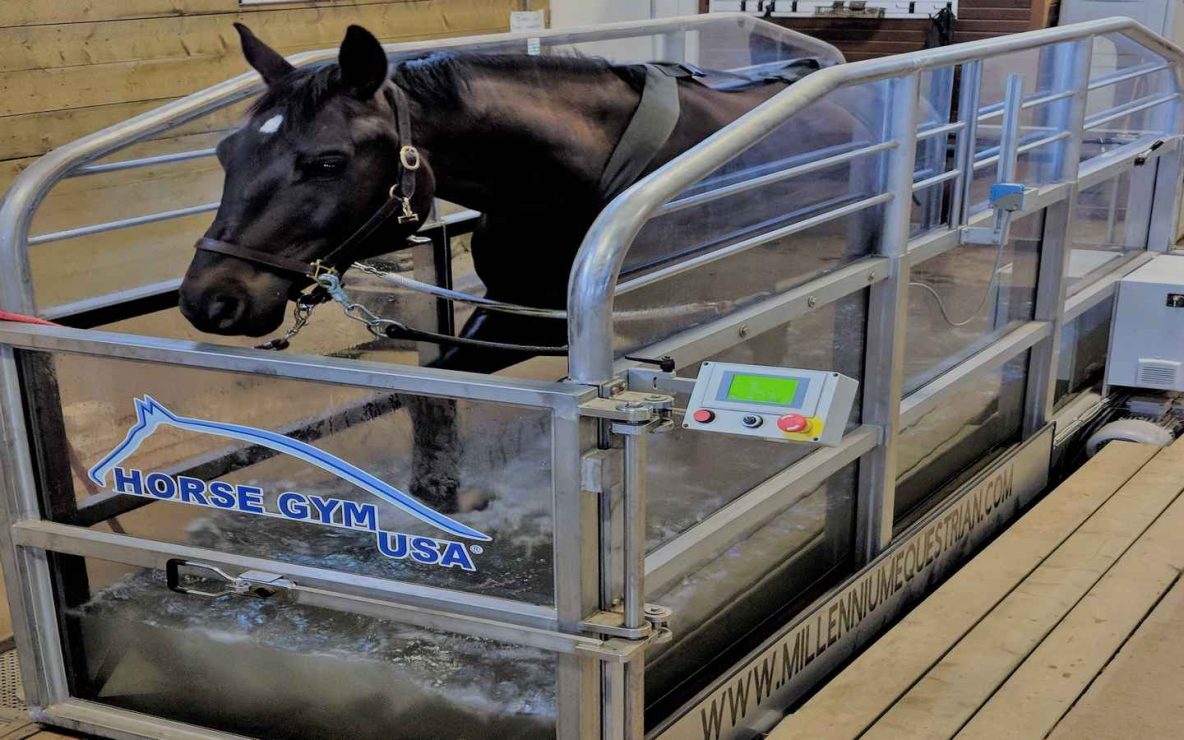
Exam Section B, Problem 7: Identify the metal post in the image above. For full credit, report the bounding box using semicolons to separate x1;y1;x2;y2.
615;422;649;738
555;406;603;739
1023;39;1091;436
0;346;70;708
856;73;920;559
1148;132;1184;251
955;61;984;225
621;430;647;631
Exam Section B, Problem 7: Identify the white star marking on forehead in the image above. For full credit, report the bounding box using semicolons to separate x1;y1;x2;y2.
258;114;284;134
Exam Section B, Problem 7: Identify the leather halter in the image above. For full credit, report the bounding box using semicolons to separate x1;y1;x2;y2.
194;83;422;284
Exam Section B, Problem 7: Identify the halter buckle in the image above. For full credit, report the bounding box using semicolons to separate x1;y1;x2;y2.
400;145;421;171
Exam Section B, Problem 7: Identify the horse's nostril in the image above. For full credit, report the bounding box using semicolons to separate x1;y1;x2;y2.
204;293;245;330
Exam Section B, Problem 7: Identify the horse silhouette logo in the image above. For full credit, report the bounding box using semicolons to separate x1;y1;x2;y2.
88;396;490;542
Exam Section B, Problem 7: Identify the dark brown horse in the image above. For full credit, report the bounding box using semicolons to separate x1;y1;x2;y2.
179;24;859;510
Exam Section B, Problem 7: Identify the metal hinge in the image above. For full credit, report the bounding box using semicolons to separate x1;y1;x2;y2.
578;390;675;424
580;603;673;645
166;559;293;600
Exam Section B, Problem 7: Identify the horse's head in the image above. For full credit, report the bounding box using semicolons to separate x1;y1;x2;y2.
180;24;433;336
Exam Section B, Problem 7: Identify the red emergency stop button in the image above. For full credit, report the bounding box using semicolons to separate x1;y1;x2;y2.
692;409;716;424
777;414;809;433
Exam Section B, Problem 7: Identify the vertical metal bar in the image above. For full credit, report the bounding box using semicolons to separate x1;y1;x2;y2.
0;164;70;708
621;429;647;630
997;74;1026;185
856;73;920;559
618;424;649;738
0;346;70;708
1147;141;1184;251
431;226;456;336
1023;39;1091;437
955;61;984;225
602;660;627;740
554;405;602;739
624;655;646;739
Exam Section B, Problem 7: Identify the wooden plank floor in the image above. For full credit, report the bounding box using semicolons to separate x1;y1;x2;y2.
771;436;1184;739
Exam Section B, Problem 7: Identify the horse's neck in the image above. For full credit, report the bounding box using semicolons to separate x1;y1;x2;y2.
409;67;642;218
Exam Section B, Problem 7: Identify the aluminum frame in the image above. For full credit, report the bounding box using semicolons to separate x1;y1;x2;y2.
0;14;1181;740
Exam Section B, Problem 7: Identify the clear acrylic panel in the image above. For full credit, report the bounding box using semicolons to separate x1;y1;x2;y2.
1067;171;1147;294
646;462;857;701
611;80;886;355
918;65;956;130
904;211;1042;393
615;206;881;355
1055;296;1115;409
31;353;557;605
60;556;557;738
895;351;1030;526
646;290;866;548
1081;33;1177;162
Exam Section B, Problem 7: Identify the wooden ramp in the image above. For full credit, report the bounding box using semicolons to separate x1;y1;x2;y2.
771;436;1184;739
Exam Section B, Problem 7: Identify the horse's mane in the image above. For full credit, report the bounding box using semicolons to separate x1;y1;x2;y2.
248;52;645;118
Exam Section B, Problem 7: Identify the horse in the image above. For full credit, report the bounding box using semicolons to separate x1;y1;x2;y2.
178;24;871;512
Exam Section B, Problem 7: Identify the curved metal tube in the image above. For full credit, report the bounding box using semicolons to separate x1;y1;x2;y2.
565;17;1182;386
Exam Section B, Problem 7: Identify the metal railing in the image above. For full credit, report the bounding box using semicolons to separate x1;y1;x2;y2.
0;13;1181;740
566;17;1184;385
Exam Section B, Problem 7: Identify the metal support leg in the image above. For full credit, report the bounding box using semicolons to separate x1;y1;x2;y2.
1023;193;1078;435
857;74;921;559
556;409;603;739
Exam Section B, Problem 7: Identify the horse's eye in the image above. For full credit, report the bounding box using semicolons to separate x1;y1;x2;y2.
303;155;347;178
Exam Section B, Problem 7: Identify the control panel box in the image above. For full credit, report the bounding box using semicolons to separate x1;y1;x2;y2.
683;362;859;446
1107;254;1184;391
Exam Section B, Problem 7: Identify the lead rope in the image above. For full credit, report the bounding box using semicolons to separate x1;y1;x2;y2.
315;273;568;355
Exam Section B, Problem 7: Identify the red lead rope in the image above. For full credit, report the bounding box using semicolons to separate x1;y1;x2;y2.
0;310;61;327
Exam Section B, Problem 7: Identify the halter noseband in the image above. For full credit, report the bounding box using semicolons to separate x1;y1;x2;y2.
194;82;422;284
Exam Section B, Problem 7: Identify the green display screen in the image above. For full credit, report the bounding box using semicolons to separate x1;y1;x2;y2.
725;373;800;405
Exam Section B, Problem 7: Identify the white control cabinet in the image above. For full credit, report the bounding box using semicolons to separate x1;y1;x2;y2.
1106;254;1184;391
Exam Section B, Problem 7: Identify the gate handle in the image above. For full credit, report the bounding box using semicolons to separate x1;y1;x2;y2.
165;559;292;599
165;559;237;598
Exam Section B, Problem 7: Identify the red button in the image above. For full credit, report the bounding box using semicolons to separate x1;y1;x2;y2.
692;409;716;424
777;414;809;433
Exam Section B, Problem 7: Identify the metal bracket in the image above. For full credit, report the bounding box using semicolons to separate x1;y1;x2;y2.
626;367;697;396
578;391;674;423
166;559;293;600
581;448;623;495
580;603;673;645
961;182;1036;246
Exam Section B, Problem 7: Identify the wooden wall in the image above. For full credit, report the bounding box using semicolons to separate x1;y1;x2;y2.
700;2;1059;62
0;1;537;195
1;0;541;309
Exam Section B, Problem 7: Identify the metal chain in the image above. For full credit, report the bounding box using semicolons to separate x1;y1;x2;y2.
254;299;317;351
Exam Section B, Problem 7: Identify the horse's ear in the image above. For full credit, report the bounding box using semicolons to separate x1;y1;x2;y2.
234;23;294;86
338;25;388;99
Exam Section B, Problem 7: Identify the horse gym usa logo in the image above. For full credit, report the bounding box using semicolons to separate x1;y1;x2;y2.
88;396;489;571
